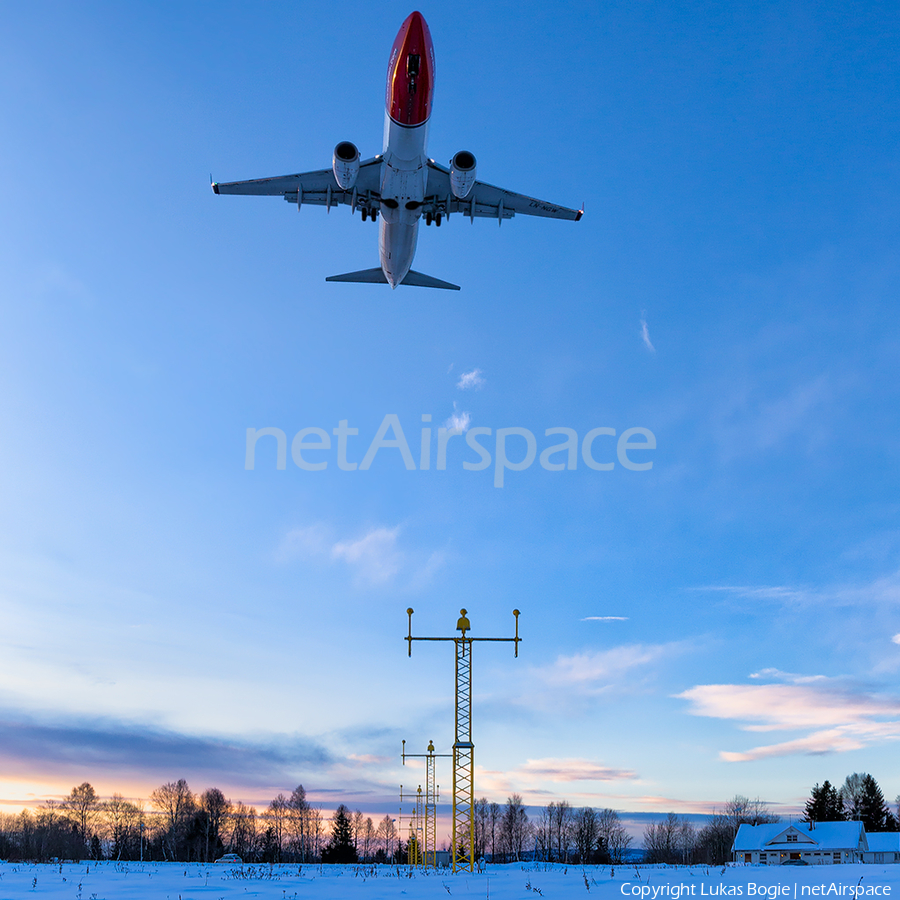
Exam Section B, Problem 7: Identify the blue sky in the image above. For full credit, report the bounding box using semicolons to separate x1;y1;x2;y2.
1;0;899;832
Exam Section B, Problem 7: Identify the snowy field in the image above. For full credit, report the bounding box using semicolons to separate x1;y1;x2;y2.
0;862;897;900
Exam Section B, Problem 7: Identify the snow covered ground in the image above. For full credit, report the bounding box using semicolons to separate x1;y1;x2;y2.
0;861;897;900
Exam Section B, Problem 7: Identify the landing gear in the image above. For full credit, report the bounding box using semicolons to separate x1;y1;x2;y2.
371;208;378;222
435;213;442;227
425;212;433;226
361;208;368;221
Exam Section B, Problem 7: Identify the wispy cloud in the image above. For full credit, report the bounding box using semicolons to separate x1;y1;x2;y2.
694;574;900;614
444;401;471;432
748;667;828;685
640;312;656;352
331;527;402;584
517;758;638;782
892;634;900;645
457;368;485;390
530;641;687;695
276;523;445;587
475;758;638;796
693;584;813;605
581;616;629;622
677;681;900;761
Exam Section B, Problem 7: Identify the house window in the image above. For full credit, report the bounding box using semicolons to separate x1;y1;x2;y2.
790;853;801;861
760;854;767;861
787;834;798;842
833;853;841;863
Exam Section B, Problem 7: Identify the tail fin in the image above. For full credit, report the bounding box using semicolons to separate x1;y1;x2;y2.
325;267;460;290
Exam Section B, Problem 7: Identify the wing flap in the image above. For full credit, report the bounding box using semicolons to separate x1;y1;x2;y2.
212;159;383;207
425;161;582;221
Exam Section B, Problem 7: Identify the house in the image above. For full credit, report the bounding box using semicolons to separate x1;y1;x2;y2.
862;833;900;864
732;822;867;865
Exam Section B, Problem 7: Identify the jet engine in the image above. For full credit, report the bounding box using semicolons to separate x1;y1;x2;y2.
449;150;477;199
332;141;360;190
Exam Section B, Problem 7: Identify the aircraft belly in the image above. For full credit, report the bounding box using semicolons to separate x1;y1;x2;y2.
379;219;419;287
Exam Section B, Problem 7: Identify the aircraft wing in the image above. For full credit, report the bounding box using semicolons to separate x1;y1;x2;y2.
424;161;582;222
211;158;383;211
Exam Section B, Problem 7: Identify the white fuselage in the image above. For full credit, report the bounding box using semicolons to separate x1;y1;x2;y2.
378;114;429;287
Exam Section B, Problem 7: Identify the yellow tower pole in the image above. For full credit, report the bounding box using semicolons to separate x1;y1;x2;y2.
401;739;449;868
405;608;521;873
425;742;438;869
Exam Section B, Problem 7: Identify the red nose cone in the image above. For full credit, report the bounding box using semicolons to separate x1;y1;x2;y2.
386;11;435;126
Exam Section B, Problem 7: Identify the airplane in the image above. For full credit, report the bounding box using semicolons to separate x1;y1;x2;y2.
211;11;582;291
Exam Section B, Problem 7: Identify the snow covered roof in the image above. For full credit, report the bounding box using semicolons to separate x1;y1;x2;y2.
866;833;900;853
732;822;867;853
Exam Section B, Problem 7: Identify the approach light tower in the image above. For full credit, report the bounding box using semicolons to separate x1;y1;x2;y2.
402;739;452;868
405;607;521;872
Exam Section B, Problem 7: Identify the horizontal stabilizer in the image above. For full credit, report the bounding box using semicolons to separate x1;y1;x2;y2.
401;270;461;290
325;268;461;290
325;267;388;284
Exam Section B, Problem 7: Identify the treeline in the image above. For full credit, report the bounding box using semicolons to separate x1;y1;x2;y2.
642;796;778;866
641;774;900;867
0;781;404;864
804;773;899;832
475;796;632;863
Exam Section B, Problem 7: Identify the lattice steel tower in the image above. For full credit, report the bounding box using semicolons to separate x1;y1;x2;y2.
402;739;450;867
405;607;521;872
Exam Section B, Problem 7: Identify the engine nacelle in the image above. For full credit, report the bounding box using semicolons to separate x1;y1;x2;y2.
449;150;477;199
332;141;360;190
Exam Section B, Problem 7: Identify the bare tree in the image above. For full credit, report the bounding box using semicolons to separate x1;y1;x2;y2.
62;783;99;854
474;798;490;860
573;806;599;863
361;816;375;862
644;812;697;865
376;814;397;861
227;801;257;859
534;805;553;861
724;795;778;830
200;788;230;862
597;808;632;864
488;802;501;861
151;779;195;860
550;800;573;862
840;774;868;821
499;794;531;862
287;785;311;861
351;809;365;857
103;794;141;860
266;794;289;862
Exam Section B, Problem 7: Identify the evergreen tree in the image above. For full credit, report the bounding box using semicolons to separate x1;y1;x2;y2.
804;781;845;823
858;775;891;832
321;804;358;863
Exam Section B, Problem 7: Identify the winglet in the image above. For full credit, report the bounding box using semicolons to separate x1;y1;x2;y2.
575;203;584;222
211;176;220;195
